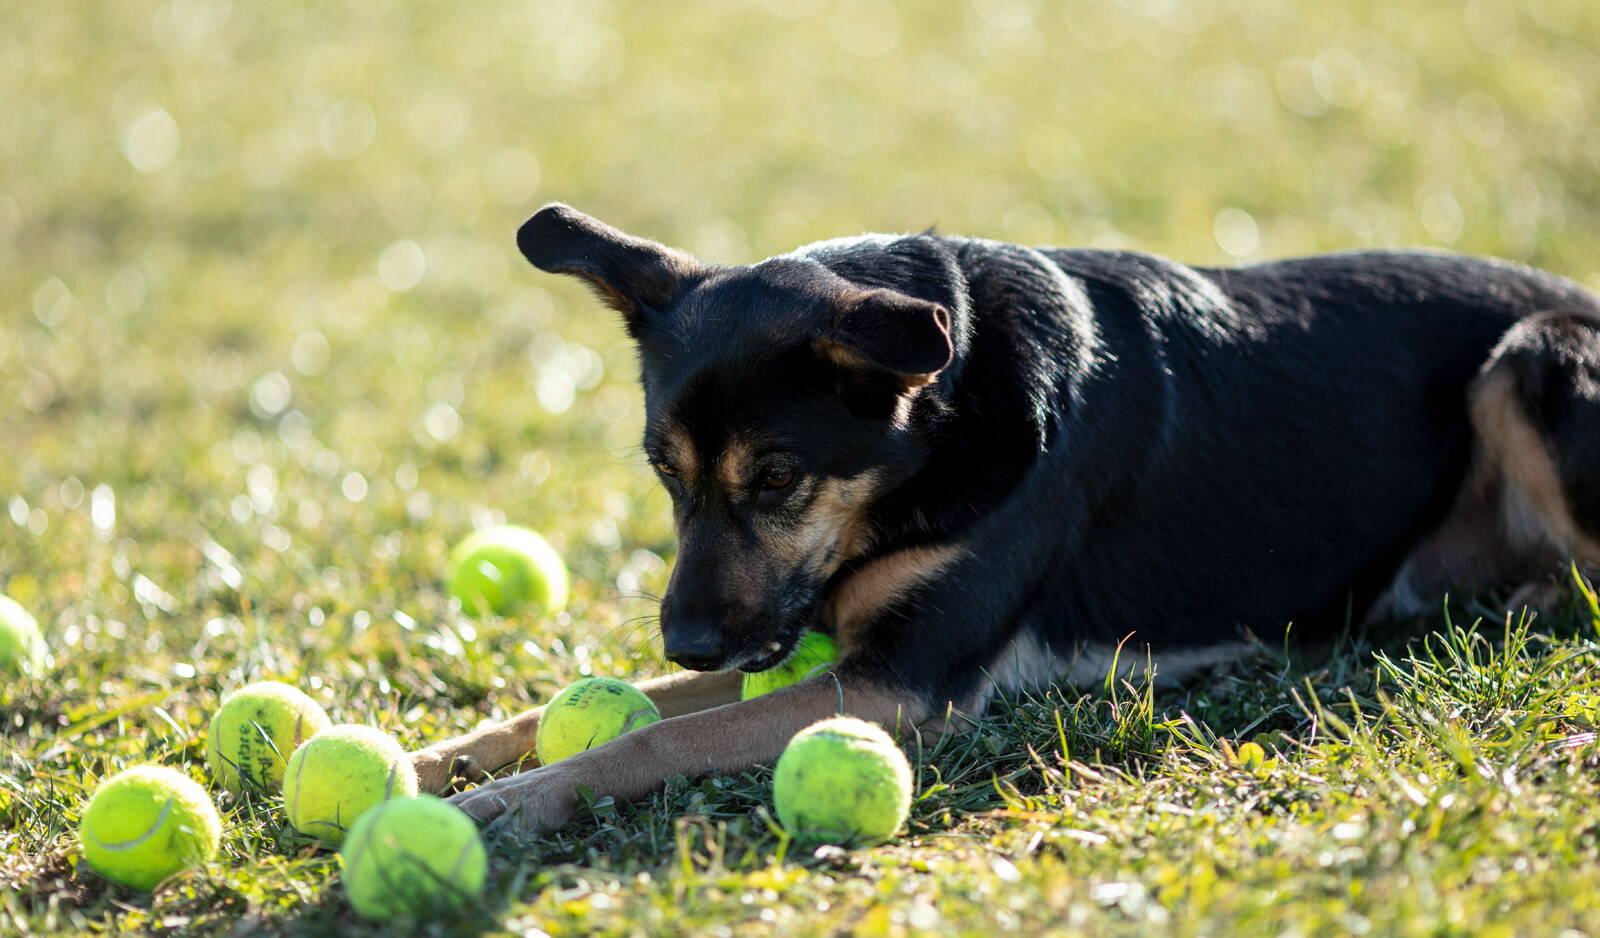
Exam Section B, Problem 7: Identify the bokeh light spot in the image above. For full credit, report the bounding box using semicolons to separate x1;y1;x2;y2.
378;240;427;291
319;100;377;160
123;108;180;172
250;372;292;419
1214;208;1261;259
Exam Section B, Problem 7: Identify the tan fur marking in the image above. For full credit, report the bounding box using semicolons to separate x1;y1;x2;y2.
813;337;872;373
816;472;881;572
661;423;699;483
716;436;755;491
811;337;940;389
583;247;703;320
1382;365;1600;622
761;471;882;579
1471;369;1600;561
826;543;964;648
890;393;918;429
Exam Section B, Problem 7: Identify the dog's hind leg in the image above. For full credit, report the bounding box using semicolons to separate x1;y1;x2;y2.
1473;311;1600;607
410;669;743;793
1377;312;1600;620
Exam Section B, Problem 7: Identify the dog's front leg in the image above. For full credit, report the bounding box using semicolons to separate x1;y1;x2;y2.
447;677;927;832
412;669;744;793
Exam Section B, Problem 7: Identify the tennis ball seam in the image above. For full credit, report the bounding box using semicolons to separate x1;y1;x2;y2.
79;767;222;890
288;746;306;825
84;796;174;851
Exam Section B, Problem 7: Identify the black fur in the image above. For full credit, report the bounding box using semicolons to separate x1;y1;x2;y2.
518;204;1600;713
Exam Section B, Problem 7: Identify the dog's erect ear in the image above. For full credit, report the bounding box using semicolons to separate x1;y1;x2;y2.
516;203;702;324
816;288;954;389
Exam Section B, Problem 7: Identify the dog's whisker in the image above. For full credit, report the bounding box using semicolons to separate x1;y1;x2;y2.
591;615;665;655
587;587;665;605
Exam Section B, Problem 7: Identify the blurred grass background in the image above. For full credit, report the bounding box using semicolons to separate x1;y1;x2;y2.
5;1;1600;935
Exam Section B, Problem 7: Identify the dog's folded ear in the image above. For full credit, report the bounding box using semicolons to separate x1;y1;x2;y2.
517;204;703;325
816;288;954;389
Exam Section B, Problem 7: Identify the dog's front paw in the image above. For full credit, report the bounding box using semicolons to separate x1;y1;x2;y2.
410;745;483;795
410;747;456;794
448;765;580;833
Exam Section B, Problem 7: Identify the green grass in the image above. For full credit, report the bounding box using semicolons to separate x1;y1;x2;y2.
6;1;1600;935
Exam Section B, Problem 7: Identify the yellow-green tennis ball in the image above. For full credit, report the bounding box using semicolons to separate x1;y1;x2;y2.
0;594;46;677
206;681;334;793
742;631;839;700
341;795;487;920
772;716;912;847
535;677;661;764
79;765;222;890
283;725;419;844
447;525;568;617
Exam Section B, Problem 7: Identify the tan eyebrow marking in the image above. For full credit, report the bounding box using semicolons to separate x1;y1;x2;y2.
716;435;756;491
659;422;700;482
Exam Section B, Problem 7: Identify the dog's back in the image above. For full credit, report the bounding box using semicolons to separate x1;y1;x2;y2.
1025;249;1595;643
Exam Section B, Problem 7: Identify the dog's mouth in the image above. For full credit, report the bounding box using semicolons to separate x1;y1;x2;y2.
737;629;807;673
733;589;826;672
660;580;822;673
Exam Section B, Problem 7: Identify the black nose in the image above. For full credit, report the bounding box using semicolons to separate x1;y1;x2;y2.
663;624;726;671
666;648;725;671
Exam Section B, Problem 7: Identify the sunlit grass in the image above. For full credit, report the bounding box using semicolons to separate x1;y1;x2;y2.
5;0;1600;935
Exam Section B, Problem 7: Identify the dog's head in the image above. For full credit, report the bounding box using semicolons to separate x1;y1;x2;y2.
517;204;955;671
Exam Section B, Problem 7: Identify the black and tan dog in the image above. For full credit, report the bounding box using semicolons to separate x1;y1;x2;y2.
413;204;1600;829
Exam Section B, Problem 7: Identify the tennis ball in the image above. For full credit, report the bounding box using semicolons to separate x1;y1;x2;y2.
341;795;487;919
79;765;222;890
535;677;661;764
0;594;46;677
742;631;839;700
772;716;912;846
447;525;568;617
283;725;418;844
206;681;334;793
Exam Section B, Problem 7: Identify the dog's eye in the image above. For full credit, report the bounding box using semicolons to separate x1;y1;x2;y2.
761;468;796;490
656;461;679;478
